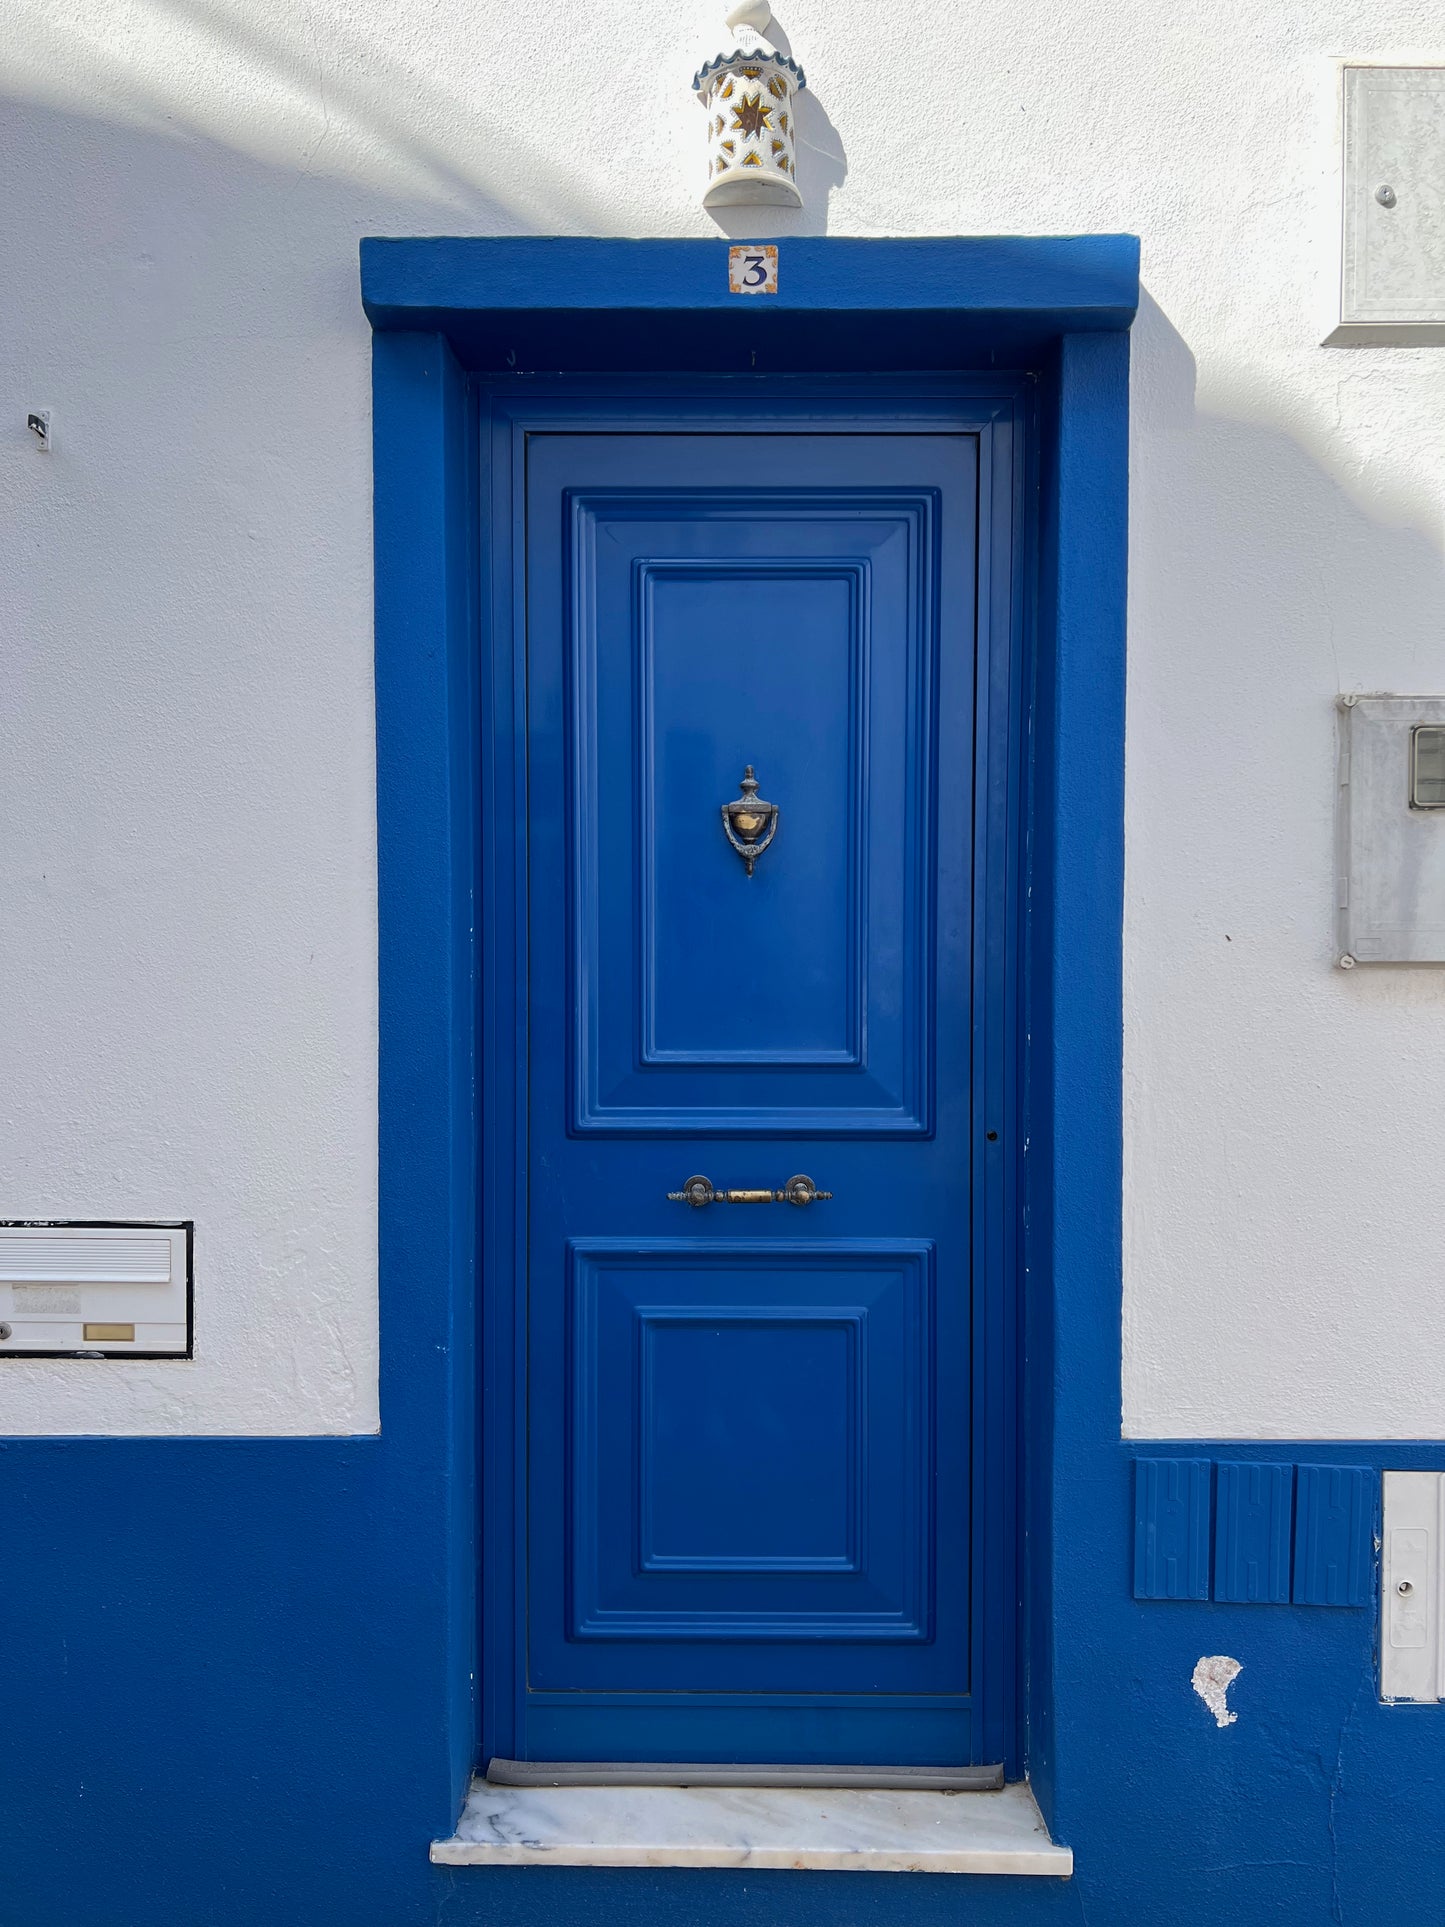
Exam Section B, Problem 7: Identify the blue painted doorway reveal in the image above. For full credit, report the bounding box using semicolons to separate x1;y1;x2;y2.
479;381;1027;1771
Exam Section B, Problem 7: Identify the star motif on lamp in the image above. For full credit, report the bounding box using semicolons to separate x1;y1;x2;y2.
731;92;772;138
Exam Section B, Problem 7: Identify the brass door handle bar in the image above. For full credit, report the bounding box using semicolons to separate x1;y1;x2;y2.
668;1174;832;1208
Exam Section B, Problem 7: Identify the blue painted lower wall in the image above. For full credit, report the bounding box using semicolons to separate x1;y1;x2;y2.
4;1435;1442;1927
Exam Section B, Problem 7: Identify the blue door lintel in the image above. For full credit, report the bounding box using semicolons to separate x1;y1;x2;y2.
363;233;1139;1833
361;234;1139;372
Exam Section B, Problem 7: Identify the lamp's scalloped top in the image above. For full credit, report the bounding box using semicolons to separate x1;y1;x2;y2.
692;47;806;92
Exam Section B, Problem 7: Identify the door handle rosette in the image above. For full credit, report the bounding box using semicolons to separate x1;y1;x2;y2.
667;1174;832;1208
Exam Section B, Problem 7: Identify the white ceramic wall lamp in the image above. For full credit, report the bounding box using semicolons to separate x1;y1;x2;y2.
694;2;805;209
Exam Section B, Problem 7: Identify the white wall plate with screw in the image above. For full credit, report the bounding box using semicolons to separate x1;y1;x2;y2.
1382;1472;1445;1702
1327;64;1445;343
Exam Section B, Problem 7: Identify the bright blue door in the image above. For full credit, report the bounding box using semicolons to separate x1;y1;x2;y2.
521;421;991;1766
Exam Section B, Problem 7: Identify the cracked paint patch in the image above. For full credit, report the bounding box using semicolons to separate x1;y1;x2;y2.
1192;1654;1242;1728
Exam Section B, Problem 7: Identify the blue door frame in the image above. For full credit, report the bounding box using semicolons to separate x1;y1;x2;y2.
363;235;1138;1817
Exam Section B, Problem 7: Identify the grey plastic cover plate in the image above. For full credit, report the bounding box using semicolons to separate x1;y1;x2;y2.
1337;696;1445;965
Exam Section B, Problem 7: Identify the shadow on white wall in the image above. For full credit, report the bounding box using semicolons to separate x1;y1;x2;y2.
4;0;855;236
4;0;639;223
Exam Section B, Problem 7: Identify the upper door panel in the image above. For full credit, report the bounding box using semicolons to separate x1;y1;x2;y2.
525;433;978;1136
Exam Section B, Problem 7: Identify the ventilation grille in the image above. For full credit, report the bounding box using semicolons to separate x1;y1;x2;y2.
0;1236;172;1284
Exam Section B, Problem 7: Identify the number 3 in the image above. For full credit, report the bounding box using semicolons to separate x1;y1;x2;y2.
742;253;767;287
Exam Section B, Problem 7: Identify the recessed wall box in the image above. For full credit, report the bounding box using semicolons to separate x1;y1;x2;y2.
0;1223;191;1356
1334;66;1445;341
1337;697;1445;965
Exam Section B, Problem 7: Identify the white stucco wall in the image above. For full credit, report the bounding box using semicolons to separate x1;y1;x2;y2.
0;1;1442;1436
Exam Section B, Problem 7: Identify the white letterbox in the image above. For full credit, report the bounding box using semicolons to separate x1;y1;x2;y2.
0;1223;191;1355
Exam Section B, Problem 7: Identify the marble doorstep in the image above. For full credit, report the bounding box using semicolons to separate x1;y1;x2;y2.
431;1776;1072;1875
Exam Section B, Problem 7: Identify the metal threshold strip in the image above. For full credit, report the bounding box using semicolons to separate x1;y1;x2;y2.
486;1758;1005;1792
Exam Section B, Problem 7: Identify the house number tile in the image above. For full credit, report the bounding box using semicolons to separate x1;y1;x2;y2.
728;245;778;294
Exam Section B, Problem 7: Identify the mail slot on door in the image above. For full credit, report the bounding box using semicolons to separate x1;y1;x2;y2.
0;1223;191;1356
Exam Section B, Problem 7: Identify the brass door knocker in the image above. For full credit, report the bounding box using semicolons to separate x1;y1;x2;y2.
721;766;778;876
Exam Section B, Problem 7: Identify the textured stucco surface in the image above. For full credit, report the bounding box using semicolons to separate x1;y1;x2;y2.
0;2;1442;1434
